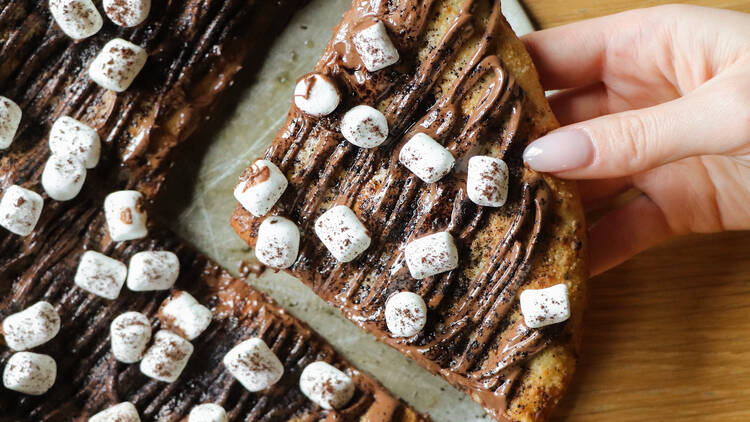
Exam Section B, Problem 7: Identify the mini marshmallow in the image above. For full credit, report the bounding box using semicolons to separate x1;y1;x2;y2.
49;0;103;40
404;232;459;279
89;38;147;92
103;0;151;27
293;73;340;117
104;190;148;241
110;311;152;363
352;20;400;72
341;105;389;148
126;251;179;291
188;404;227;422
0;96;21;149
159;291;212;340
42;154;87;201
233;160;287;217
0;185;44;237
89;402;140;422
399;133;455;183
139;330;193;383
314;205;371;263
49;116;101;169
467;156;509;207
223;337;284;392
385;292;427;338
74;251;128;300
256;216;299;269
3;352;56;395
2;301;61;351
519;284;571;329
299;361;354;410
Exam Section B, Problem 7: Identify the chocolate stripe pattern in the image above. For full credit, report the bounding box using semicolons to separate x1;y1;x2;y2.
232;1;585;420
0;0;427;420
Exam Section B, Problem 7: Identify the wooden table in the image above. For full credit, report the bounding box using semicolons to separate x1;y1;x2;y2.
519;1;750;420
524;0;750;28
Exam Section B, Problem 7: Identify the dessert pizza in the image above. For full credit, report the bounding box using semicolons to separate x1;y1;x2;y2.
0;0;427;420
231;0;588;420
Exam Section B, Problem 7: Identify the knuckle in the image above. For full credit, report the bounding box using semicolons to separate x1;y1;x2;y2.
610;112;657;169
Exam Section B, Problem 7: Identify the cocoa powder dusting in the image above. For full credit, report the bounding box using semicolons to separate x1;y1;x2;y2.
120;208;133;224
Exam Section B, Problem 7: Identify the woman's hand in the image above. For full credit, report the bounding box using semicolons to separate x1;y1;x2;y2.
521;5;750;276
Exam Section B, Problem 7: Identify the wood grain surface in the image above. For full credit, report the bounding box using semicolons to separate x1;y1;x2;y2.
523;0;750;28
519;1;750;420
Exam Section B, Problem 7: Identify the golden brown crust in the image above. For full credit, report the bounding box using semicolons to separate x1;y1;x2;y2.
492;10;588;422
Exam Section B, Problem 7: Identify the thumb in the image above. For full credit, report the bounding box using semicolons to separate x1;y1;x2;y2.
522;85;750;179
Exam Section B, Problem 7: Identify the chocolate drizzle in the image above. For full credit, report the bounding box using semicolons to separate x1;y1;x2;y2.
232;1;571;420
0;0;426;420
239;162;271;190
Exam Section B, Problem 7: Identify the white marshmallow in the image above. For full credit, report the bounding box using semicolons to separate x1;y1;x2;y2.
110;311;151;364
126;251;179;291
188;404;227;422
519;284;571;329
341;105;389;148
89;402;140;422
293;73;340;117
314;205;371;263
49;116;101;169
385;292;427;338
399;133;455;183
404;232;459;279
139;330;193;383
0;185;44;237
103;0;151;27
352;20;400;72
2;302;61;351
3;352;56;395
299;361;354;410
467;156;509;207
89;38;147;93
42;154;87;201
159;291;212;340
49;0;103;40
223;337;284;392
233;160;287;218
104;190;148;241
0;96;21;149
256;216;299;269
74;251;128;300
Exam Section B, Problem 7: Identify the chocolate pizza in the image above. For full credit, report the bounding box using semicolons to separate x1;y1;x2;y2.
231;0;588;420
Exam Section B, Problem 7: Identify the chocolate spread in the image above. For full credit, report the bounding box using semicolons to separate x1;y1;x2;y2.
231;1;564;420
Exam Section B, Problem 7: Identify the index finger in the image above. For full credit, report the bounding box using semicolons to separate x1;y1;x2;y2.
521;8;656;90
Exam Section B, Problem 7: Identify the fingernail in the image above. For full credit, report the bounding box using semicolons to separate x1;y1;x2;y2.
523;128;594;172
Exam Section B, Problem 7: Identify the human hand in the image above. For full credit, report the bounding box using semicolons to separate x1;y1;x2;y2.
521;5;750;276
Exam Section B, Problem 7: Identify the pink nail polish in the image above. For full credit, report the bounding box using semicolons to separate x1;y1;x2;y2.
522;128;594;173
